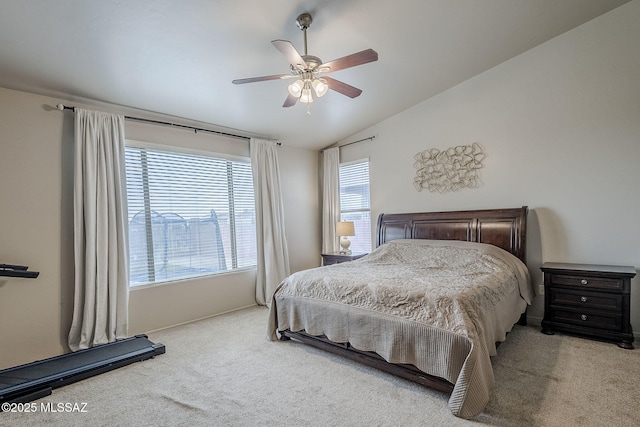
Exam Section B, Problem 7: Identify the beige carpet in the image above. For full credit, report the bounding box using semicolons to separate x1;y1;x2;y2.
2;306;639;427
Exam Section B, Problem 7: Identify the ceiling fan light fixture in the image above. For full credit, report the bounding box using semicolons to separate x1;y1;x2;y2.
300;84;314;104
288;79;304;97
312;78;328;97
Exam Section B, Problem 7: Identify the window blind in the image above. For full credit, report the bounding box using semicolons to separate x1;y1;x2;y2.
339;160;372;252
125;145;256;286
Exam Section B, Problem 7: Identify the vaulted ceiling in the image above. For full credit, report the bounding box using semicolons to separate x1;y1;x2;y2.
0;0;630;150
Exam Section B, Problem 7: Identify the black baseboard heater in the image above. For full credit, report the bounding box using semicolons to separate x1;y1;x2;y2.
0;335;165;407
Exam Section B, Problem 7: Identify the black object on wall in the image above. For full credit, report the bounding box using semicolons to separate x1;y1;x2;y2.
0;264;39;279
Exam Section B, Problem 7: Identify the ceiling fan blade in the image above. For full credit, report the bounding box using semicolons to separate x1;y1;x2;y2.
283;94;298;108
272;40;306;70
232;74;294;84
320;49;378;73
324;77;362;98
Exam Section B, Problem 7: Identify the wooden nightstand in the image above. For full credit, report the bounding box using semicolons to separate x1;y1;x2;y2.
321;252;367;266
540;262;636;349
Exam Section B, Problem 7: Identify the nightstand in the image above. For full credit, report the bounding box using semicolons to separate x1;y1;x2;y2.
321;252;367;266
540;262;636;349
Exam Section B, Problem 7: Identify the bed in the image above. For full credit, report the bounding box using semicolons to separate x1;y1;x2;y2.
268;207;533;419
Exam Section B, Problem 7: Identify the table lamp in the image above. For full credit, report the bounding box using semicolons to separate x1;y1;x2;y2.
336;221;355;254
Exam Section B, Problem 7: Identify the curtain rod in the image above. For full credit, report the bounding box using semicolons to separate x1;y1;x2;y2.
321;135;375;152
56;104;280;144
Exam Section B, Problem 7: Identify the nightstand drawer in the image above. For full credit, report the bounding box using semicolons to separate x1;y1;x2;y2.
550;307;622;331
322;255;344;266
549;288;622;311
548;273;623;291
321;252;367;266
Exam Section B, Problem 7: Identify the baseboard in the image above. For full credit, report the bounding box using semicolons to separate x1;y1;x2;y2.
143;303;260;335
526;315;542;326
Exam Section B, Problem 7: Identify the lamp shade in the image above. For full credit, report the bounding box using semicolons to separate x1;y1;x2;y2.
288;79;304;97
312;78;328;97
336;221;355;237
299;85;314;104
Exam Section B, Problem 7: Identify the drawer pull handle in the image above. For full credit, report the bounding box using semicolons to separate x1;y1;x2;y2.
580;296;588;303
581;314;588;321
580;279;588;285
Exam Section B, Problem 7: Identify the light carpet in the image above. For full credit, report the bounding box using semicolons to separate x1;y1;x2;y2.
1;306;639;426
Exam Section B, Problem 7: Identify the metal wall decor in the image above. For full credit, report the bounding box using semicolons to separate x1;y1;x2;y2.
413;142;486;193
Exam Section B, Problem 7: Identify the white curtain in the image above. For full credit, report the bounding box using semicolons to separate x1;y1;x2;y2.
322;147;340;253
68;108;129;351
250;138;290;306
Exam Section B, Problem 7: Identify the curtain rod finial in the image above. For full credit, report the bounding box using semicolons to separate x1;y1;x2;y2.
56;104;74;111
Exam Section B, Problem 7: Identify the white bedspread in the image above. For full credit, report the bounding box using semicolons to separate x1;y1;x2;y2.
268;239;532;418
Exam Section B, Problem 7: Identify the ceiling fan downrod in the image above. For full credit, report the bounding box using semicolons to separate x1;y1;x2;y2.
296;13;313;56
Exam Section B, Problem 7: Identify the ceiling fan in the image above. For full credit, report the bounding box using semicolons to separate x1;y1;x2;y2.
232;13;378;111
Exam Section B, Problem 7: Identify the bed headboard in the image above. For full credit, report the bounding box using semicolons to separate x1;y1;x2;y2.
376;206;528;263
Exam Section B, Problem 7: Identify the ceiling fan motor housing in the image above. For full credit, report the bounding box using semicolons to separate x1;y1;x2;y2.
291;55;323;74
296;13;313;30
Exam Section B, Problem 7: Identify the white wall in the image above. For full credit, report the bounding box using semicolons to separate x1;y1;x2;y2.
0;89;74;370
278;145;321;273
0;87;319;369
338;1;640;329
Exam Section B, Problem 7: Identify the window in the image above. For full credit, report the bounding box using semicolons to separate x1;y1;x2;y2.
339;159;371;252
125;143;256;286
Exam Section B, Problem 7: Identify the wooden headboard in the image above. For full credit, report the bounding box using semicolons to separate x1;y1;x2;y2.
376;206;528;263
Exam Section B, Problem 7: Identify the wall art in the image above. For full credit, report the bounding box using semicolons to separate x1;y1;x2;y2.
413;142;486;193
